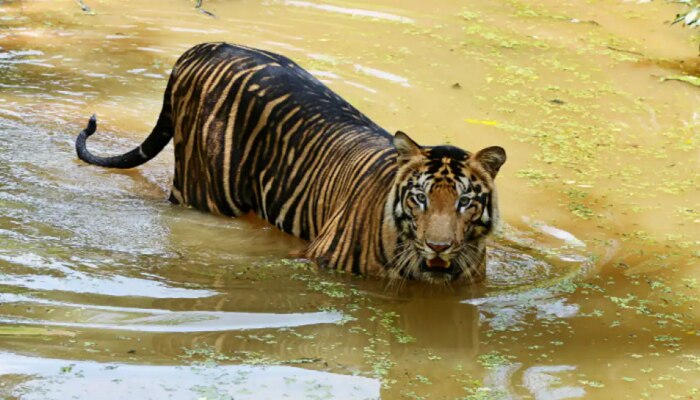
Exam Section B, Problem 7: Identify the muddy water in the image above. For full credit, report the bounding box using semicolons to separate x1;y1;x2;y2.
0;0;699;398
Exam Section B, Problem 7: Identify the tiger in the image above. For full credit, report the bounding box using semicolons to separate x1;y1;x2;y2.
75;42;506;285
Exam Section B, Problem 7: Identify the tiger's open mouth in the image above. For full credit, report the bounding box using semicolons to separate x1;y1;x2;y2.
419;258;457;279
426;257;449;269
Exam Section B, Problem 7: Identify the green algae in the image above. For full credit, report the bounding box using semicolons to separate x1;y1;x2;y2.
477;351;514;370
515;168;556;185
450;0;699;239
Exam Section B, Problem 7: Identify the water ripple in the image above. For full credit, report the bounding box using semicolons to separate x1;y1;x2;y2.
0;352;381;400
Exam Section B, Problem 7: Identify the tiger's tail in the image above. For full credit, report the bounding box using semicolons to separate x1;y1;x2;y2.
76;80;174;169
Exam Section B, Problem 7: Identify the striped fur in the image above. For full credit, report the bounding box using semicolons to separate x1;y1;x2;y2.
76;42;506;284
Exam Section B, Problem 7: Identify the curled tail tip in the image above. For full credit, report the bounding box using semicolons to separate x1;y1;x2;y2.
85;114;97;136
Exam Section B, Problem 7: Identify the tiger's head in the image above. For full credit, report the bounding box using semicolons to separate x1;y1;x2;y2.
386;131;506;285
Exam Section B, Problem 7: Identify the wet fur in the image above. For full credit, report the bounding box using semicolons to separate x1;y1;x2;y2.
75;42;506;285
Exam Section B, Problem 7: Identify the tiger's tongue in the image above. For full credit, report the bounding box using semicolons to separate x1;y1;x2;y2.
426;258;448;269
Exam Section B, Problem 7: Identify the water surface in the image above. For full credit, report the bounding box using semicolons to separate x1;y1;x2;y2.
0;0;699;398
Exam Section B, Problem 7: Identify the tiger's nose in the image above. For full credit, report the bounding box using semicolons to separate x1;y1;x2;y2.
427;242;451;254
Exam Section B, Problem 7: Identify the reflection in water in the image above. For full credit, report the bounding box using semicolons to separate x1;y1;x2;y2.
282;1;414;24
353;64;411;87
0;254;215;298
464;291;580;332
522;365;585;400
0;272;213;298
521;217;585;248
0;292;343;332
395;297;479;355
485;364;586;400
0;352;381;400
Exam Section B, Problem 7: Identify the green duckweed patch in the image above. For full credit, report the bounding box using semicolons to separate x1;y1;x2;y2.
515;168;556;185
450;0;699;241
477;351;515;370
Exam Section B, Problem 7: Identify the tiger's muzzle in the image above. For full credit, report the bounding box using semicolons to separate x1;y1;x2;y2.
419;241;461;280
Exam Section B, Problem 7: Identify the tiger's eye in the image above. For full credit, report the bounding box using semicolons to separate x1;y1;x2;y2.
415;193;427;204
458;196;471;207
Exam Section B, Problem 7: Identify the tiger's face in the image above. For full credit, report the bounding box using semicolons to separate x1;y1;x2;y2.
387;131;506;285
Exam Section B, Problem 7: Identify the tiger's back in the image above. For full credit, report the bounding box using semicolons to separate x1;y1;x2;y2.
168;43;398;271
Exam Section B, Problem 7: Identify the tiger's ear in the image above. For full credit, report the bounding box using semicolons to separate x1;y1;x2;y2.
393;131;423;165
474;146;506;178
